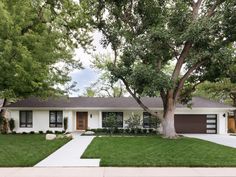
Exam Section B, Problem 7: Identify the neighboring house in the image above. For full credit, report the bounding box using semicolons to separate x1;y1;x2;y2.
4;97;235;134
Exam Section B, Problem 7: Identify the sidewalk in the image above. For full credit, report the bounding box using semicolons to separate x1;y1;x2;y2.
1;167;236;177
35;136;100;167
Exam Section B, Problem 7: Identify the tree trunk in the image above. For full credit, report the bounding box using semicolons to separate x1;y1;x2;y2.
0;99;7;117
161;94;178;139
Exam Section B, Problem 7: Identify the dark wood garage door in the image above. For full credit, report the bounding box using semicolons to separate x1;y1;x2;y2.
174;114;217;134
175;115;207;133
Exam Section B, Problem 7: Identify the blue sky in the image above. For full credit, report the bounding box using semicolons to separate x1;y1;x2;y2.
69;31;111;96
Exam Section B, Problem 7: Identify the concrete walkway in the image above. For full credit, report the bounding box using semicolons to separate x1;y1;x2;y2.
35;136;100;167
1;167;236;177
184;134;236;148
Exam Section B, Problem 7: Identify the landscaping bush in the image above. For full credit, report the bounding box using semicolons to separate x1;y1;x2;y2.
55;130;61;134
142;128;147;134
103;113;118;134
38;131;44;134
228;128;235;133
30;131;35;134
22;132;27;134
9;119;15;132
63;117;68;132
126;114;142;134
46;130;53;134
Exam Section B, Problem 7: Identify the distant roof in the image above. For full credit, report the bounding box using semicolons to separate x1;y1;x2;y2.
5;97;234;109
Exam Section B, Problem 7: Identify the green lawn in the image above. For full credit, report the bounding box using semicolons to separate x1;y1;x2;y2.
0;134;69;167
82;136;236;167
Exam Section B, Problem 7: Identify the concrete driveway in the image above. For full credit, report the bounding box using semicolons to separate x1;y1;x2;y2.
184;134;236;148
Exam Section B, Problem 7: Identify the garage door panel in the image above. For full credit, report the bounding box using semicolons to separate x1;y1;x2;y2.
174;115;207;133
174;114;217;134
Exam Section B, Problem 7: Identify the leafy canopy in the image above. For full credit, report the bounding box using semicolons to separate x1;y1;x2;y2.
0;0;93;99
89;0;236;105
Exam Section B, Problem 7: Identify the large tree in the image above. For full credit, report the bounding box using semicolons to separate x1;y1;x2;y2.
0;0;92;99
194;50;236;106
88;0;236;138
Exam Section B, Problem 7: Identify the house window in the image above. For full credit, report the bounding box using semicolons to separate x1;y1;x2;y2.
20;111;33;128
102;112;123;128
49;111;63;128
143;112;158;128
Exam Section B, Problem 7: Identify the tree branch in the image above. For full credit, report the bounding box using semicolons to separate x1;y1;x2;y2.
171;41;192;82
207;0;225;17
174;60;207;101
192;0;203;20
119;76;163;120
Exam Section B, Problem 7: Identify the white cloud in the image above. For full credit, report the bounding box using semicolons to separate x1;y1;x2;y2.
69;30;112;96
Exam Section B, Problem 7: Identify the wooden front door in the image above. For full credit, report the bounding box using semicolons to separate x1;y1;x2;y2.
76;112;88;130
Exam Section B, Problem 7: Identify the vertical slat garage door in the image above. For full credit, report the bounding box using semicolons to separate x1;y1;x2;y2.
174;114;217;134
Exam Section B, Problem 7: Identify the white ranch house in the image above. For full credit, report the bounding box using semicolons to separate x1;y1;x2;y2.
4;97;235;134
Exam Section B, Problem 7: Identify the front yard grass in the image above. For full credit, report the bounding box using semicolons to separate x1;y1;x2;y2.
0;134;69;167
82;136;236;167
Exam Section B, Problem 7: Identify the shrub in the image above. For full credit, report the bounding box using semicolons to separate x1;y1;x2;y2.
30;131;35;134
228;128;235;133
46;130;53;134
9;118;15;132
126;114;142;134
103;113;118;134
12;131;16;134
22;132;27;134
55;130;61;134
63;117;68;132
142;129;147;134
148;128;153;134
38;131;44;134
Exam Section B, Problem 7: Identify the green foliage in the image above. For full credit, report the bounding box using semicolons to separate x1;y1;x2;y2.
87;54;127;97
89;0;236;103
9;119;15;132
83;87;96;97
63;117;68;132
194;78;236;106
0;0;93;99
103;113;118;134
125;114;142;133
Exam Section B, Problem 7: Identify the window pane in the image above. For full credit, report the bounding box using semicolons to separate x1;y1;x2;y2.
50;123;56;127
102;112;123;128
116;113;123;127
50;111;63;128
20;115;26;124
143;112;151;128
20;111;33;128
50;112;56;123
57;112;63;123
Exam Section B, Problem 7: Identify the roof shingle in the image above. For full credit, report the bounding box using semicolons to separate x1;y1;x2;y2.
5;97;233;109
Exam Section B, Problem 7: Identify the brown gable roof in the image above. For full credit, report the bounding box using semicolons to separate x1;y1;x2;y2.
5;97;233;109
